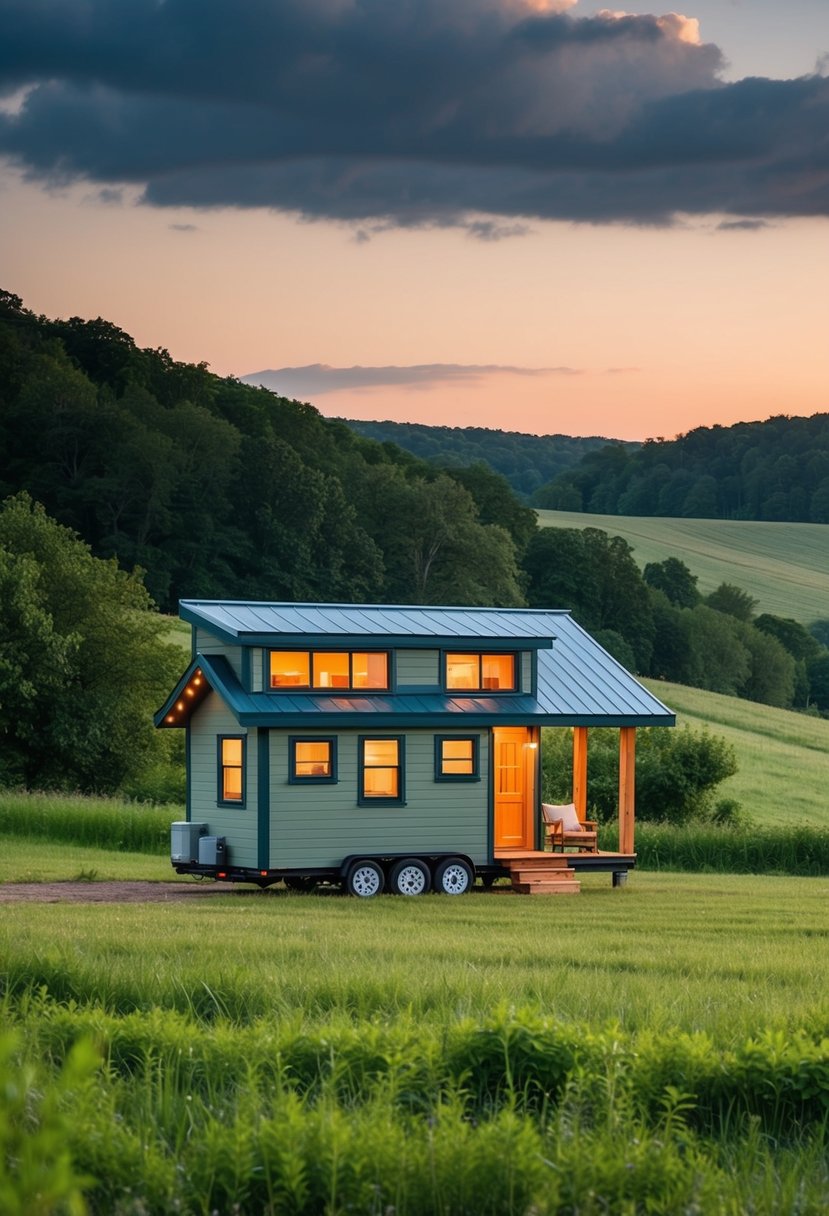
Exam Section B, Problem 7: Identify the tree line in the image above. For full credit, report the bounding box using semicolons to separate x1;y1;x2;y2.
0;290;532;612
533;414;829;522
343;418;621;501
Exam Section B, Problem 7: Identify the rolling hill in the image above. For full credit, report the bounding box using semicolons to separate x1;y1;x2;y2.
537;509;829;625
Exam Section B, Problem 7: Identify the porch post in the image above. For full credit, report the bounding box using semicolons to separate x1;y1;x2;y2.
572;727;588;820
618;727;636;854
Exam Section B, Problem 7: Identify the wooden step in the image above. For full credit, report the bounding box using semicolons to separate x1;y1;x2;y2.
512;879;581;895
509;865;576;884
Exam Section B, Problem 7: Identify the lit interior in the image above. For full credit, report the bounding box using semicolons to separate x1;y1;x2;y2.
446;653;515;690
270;651;311;687
294;740;332;777
270;650;388;690
441;738;474;775
221;737;243;801
363;738;399;797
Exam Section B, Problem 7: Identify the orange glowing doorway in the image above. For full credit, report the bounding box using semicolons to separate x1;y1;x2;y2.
493;726;538;851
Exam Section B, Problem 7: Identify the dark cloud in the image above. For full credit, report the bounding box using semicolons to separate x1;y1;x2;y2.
243;363;581;397
716;218;771;231
0;1;827;227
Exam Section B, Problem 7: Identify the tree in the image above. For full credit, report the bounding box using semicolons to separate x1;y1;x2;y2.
643;557;700;608
0;493;182;792
705;582;757;622
524;527;654;671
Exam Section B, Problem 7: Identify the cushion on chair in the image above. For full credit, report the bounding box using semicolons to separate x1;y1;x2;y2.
542;802;583;832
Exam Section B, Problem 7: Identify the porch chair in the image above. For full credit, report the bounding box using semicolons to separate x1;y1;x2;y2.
542;803;598;853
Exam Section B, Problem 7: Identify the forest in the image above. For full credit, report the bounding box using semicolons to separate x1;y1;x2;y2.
2;285;829;778
532;413;829;521
341;417;623;501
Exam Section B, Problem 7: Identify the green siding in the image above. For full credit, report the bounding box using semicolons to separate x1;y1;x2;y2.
396;649;439;688
190;692;257;867
251;648;264;692
195;629;243;680
268;729;489;869
521;651;532;693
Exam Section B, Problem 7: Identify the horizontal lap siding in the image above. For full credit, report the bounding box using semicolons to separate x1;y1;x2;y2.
190;694;257;868
396;650;439;688
269;730;489;869
521;651;532;693
195;629;243;680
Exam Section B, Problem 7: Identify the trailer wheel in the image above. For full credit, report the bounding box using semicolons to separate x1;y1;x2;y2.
389;858;431;896
434;857;474;895
346;859;385;898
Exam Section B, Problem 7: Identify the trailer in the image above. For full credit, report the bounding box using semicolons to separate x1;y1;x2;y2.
156;601;674;895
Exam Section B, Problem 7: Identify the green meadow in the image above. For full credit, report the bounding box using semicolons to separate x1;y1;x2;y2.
3;876;829;1214
641;679;829;829
536;509;829;624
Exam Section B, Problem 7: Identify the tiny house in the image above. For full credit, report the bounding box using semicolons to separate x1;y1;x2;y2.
156;602;674;895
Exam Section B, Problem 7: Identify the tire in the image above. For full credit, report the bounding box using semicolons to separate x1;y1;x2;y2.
346;859;385;898
388;857;431;896
434;857;474;895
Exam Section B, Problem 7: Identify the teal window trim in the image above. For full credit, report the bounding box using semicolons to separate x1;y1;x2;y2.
289;736;339;785
267;649;391;693
358;735;406;806
434;734;480;783
441;651;519;693
217;734;247;807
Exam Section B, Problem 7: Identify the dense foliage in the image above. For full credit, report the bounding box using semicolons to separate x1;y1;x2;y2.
341;417;626;500
0;494;183;794
533;413;829;522
0;290;523;612
543;725;738;825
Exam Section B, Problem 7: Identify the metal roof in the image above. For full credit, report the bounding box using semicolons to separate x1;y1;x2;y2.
158;605;675;728
180;600;559;649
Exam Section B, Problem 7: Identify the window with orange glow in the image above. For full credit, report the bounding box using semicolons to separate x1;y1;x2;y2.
435;736;479;780
270;651;388;691
290;738;337;783
218;736;245;805
445;653;516;691
359;737;404;803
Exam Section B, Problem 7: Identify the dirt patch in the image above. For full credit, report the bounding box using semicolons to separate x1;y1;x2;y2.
0;880;266;904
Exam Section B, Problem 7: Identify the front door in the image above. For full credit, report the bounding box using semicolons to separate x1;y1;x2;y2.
493;727;536;851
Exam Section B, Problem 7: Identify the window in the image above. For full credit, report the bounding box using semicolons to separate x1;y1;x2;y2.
289;737;337;784
445;652;516;691
270;650;389;691
359;736;405;804
218;735;246;805
435;736;480;782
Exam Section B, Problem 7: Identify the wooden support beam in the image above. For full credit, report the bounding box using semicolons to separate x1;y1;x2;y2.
618;727;636;854
572;727;588;820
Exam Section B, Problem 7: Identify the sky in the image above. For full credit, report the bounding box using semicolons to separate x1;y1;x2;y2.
1;0;828;442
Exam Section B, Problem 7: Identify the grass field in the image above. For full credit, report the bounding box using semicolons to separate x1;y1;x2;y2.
641;679;829;828
536;509;829;624
3;875;829;1213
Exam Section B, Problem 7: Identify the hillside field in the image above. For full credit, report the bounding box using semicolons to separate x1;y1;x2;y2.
536;509;829;624
641;680;829;829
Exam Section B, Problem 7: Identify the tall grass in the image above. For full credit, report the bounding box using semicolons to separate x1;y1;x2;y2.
601;821;829;875
0;792;179;854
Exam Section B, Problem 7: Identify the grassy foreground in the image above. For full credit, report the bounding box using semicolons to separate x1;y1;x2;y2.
3;875;829;1214
537;509;829;624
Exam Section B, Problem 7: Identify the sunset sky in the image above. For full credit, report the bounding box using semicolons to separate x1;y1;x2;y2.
1;0;827;441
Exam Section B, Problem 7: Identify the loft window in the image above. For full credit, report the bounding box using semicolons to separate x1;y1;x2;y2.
359;736;405;804
270;650;389;691
435;736;479;782
289;738;337;784
445;653;516;691
218;735;246;805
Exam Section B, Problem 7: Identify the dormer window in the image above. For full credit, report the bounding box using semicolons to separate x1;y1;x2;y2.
269;651;389;691
445;653;516;691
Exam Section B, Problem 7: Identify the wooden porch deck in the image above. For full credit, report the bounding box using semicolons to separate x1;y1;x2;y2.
494;849;636;892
